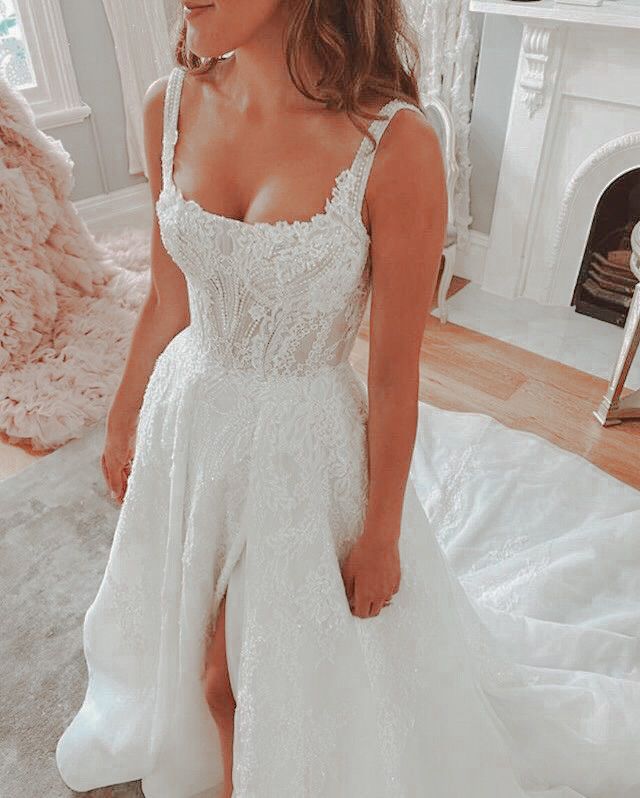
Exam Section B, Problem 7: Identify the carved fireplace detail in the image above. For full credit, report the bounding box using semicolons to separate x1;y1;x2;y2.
469;0;640;308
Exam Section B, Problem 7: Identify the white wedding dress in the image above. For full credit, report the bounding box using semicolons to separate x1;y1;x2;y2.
56;66;640;798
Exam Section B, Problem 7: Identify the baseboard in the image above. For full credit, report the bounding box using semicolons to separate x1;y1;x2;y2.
454;230;489;284
74;183;151;235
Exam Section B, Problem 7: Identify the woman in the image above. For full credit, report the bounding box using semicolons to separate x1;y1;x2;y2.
56;2;640;798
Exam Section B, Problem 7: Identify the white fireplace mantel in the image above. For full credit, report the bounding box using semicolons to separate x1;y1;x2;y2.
470;0;640;31
469;0;640;305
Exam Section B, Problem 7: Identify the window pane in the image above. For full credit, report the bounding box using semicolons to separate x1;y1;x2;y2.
0;0;36;90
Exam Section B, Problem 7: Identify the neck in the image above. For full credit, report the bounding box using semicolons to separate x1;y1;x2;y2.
222;15;320;115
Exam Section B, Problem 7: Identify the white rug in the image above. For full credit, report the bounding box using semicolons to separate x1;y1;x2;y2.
1;404;638;796
432;282;640;390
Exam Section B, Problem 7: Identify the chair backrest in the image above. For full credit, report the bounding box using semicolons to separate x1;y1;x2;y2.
422;93;458;234
632;220;640;281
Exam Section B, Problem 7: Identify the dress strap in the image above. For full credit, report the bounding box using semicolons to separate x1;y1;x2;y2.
349;98;425;219
161;66;187;191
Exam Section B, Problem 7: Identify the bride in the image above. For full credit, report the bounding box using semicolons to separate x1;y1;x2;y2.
56;2;640;797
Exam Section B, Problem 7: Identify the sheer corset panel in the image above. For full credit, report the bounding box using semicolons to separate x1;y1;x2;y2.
154;65;424;379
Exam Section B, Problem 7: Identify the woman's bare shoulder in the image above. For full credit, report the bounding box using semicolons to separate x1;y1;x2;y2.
383;98;435;143
142;73;175;160
365;101;446;236
373;102;442;186
141;74;174;190
141;64;214;147
144;73;172;119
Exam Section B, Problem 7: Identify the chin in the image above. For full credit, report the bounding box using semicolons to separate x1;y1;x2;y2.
186;28;231;60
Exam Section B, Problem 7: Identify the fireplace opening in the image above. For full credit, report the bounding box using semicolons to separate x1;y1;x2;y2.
572;168;640;327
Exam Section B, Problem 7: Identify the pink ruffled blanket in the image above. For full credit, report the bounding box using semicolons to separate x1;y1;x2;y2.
0;77;149;452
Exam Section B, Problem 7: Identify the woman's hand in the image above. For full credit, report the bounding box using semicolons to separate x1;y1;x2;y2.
341;530;401;618
101;412;138;504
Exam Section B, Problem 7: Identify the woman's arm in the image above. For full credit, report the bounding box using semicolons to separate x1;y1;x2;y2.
102;75;191;502
341;109;447;618
365;111;447;538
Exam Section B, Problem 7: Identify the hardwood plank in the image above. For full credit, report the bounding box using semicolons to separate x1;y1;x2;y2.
353;277;640;490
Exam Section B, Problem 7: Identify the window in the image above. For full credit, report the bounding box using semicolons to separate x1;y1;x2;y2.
0;0;36;89
0;0;90;130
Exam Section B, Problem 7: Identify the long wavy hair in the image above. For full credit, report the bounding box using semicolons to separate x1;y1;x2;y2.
172;0;423;147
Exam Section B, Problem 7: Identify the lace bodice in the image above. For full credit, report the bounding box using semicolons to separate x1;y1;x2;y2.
155;65;423;378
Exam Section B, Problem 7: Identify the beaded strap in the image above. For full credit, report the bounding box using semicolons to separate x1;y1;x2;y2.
161;66;187;191
349;99;425;216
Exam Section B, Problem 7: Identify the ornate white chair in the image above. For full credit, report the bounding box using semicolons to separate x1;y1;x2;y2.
593;220;640;426
422;93;459;323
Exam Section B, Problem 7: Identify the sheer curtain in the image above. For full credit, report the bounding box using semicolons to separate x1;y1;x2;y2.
404;0;481;246
101;0;175;177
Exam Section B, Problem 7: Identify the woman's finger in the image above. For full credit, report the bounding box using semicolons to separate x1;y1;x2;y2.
342;569;355;603
350;583;363;616
100;453;109;486
104;458;117;497
112;473;123;502
371;600;386;617
109;458;125;499
118;471;128;502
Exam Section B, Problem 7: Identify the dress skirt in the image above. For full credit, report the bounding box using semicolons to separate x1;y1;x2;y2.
55;328;640;798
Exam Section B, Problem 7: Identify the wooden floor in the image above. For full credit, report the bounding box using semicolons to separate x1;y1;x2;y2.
352;277;640;490
2;277;639;489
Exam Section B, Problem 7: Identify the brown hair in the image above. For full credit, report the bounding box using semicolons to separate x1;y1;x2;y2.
172;0;423;147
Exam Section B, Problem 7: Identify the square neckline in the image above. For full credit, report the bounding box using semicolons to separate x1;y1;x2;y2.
161;66;415;238
171;161;364;236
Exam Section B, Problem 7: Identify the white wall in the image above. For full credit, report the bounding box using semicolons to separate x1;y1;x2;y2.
468;13;521;235
52;0;148;202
